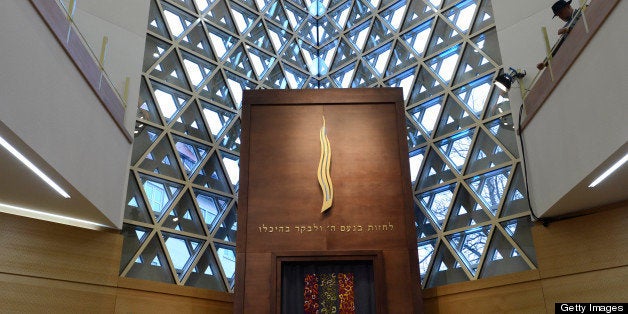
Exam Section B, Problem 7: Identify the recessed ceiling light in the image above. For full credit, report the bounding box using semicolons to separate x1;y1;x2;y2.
588;153;628;188
0;135;71;198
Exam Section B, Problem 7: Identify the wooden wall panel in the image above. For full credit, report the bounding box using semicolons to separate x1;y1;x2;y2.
0;212;122;286
115;288;233;313
423;280;546;314
0;273;117;313
541;266;628;310
532;202;628;278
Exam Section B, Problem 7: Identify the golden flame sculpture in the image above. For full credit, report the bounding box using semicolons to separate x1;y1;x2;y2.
317;116;333;213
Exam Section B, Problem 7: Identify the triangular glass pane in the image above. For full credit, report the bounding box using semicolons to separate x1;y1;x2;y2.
402;19;433;57
170;0;197;12
484;82;511;118
385;67;416;101
364;42;392;77
172;135;209;177
265;2;290;32
215;206;238;242
263;64;288;89
283;1;308;31
364;18;394;52
331;37;358;69
126;235;174;284
408;66;444;104
426;242;469;288
426;16;461;56
181;51;216;89
296;18;319;46
485;115;518;158
466;129;511;174
346;20;371;52
143;35;171;72
171;100;211;141
380;0;407;31
246;21;274;52
230;2;258;35
220;119;242;152
124;173;152;223
406;117;426;149
385;40;417;77
193;153;231;193
150;49;191;90
425;44;462;85
193;0;213;13
408;95;444;137
246;45;276;80
346;0;372;29
266;22;291;54
435;95;475;137
329;1;352;30
147;0;171;39
198;71;235;110
120;224;151;273
139;137;184;180
161;2;196;39
417;183;456;228
179;23;215;59
414;202;437;239
318;40;339;76
417;148;457;191
185;248;227;291
281;40;308;72
318;16;339;46
446;225;491;275
409;147;426;185
446;184;489;231
402;1;435;30
471;27;502;66
223;44;255;78
471;0;495;34
352;61;378;87
236;0;258;11
206;24;238;60
283;62;311;89
500;217;537;264
443;0;477;34
199;100;236;139
162;191;206;236
417;239;437;285
221;152;240;191
466;166;511;215
194;189;231;232
141;177;182;220
131;125;161;166
205;1;237;32
225;70;257;108
454;73;493;117
215;243;237;288
480;227;531;278
436;128;475;173
150;81;191;123
501;164;531;217
137;78;162;124
454;43;495;85
162;232;204;280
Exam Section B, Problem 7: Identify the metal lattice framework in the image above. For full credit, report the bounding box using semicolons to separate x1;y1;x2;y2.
120;0;537;291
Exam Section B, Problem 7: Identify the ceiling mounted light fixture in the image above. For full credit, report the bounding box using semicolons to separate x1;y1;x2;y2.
494;67;526;93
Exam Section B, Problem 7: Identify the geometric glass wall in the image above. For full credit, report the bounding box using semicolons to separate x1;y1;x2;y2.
120;0;537;291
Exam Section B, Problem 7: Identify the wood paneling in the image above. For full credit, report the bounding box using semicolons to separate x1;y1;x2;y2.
541;266;628;309
237;88;422;312
423;280;546;314
115;287;233;314
0;272;117;313
0;212;122;286
532;203;628;278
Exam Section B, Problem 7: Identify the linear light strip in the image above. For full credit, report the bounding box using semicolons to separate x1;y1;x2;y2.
0;202;111;230
588;153;628;187
0;135;71;198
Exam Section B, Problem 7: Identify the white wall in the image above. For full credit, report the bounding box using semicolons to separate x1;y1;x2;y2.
0;0;148;228
492;1;628;217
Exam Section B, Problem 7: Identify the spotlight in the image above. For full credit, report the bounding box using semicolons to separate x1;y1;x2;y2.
494;68;526;92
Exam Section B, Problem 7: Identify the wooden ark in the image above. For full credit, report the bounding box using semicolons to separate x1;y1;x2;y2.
235;88;423;313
